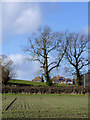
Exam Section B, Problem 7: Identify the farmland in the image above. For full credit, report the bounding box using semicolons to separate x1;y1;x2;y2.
2;94;88;119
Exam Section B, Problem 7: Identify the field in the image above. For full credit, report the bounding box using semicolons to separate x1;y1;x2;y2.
8;79;76;87
8;79;46;86
2;94;88;119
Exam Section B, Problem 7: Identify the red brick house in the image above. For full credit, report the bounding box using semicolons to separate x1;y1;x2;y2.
51;75;75;85
32;76;44;82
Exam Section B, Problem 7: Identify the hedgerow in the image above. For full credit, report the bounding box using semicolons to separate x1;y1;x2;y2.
2;85;89;94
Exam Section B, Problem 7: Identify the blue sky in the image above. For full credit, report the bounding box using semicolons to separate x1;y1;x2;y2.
2;2;88;80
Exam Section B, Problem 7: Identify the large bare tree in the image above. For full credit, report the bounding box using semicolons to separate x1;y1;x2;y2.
65;32;88;86
24;26;67;86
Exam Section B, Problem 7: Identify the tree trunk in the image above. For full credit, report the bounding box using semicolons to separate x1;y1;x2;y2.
76;68;82;86
44;56;52;86
45;70;52;86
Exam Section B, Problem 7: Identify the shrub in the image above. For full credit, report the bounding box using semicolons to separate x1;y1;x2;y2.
2;85;89;94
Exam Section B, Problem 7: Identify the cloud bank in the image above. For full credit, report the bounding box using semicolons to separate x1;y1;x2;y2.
8;54;41;80
2;2;42;35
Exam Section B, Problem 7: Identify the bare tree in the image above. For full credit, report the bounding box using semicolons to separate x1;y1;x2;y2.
0;55;16;85
24;26;67;86
65;32;88;86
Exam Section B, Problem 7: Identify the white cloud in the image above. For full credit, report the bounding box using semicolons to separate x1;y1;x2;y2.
14;7;41;34
8;54;41;80
2;2;42;35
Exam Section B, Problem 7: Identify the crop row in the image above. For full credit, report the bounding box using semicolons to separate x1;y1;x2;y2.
2;97;6;101
5;98;17;110
2;94;88;118
2;97;16;110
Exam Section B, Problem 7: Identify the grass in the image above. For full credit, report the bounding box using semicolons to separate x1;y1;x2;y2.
2;94;88;118
8;79;46;86
8;79;76;87
53;83;76;86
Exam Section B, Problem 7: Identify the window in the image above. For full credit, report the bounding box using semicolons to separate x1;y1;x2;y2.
37;80;40;82
58;81;62;83
59;77;63;80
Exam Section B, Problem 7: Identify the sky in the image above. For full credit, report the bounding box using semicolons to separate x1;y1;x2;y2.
1;2;88;81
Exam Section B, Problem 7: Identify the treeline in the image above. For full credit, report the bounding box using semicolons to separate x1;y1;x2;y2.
2;85;89;94
0;26;88;86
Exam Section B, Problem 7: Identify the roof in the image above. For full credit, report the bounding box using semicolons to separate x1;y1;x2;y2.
51;75;74;82
66;78;73;81
51;75;66;81
32;76;42;82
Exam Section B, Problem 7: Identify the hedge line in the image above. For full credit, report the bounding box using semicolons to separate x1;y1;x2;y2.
2;85;90;94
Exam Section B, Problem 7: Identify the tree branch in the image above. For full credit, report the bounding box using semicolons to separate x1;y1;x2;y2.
32;58;43;65
48;61;57;68
66;53;76;67
79;62;88;70
48;46;57;53
48;50;65;72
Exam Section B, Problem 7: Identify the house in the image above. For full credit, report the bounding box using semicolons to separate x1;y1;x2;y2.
59;76;66;84
66;79;75;85
51;75;75;85
32;76;44;82
51;75;66;84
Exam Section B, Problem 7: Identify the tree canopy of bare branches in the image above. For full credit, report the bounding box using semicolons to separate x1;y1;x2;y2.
24;26;67;86
0;55;16;85
65;32;88;86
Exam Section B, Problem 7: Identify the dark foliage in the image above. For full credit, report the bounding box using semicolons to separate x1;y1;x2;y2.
0;55;16;85
2;85;89;94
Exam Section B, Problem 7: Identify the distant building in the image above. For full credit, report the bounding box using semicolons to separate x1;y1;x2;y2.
32;76;44;82
51;75;75;85
66;79;75;85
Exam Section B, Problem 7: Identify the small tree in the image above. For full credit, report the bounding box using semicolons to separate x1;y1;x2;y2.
0;55;15;85
24;26;67;86
65;32;88;86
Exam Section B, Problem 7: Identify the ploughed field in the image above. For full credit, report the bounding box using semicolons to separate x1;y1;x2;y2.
2;94;88;118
